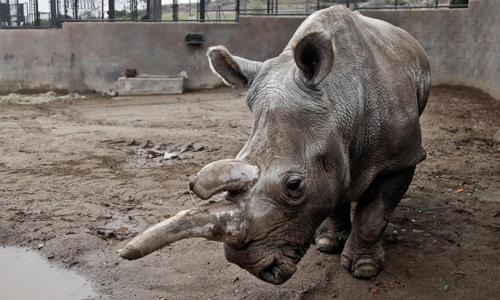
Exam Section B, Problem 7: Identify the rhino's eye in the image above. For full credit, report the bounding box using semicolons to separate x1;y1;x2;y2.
283;175;305;205
286;179;302;192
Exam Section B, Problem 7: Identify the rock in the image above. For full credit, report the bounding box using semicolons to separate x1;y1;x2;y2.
493;129;500;143
91;226;132;240
163;152;179;160
179;143;194;153
140;140;154;148
153;143;164;150
146;149;164;158
127;139;139;146
107;89;119;97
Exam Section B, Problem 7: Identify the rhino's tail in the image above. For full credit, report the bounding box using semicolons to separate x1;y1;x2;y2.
416;67;431;115
415;52;431;115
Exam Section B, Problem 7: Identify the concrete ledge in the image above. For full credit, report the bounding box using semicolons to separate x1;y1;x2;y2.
117;76;184;95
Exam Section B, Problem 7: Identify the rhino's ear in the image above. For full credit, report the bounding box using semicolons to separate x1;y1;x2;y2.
293;32;335;86
207;46;263;88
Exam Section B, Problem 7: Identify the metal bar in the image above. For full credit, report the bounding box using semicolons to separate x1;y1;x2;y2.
131;0;136;20
6;0;11;26
16;0;20;26
50;0;56;26
235;0;240;21
172;0;178;21
34;0;39;26
108;0;114;19
199;0;205;22
73;0;78;19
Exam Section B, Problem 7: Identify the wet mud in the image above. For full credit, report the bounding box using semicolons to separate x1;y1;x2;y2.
0;87;499;299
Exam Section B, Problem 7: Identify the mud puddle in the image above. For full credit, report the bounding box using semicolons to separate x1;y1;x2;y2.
0;247;96;300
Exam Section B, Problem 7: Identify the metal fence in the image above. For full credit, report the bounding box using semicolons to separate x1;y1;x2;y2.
0;0;468;28
0;0;52;28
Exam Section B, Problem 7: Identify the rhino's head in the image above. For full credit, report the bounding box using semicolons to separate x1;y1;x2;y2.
120;32;348;284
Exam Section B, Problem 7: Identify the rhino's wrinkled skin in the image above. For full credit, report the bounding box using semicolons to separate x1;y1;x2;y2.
121;5;431;285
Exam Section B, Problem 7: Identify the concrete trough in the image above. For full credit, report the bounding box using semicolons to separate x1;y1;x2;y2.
117;75;185;96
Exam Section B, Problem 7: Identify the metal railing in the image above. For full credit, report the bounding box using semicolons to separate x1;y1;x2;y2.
0;0;468;28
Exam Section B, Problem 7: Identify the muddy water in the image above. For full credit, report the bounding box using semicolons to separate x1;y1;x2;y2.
0;247;96;300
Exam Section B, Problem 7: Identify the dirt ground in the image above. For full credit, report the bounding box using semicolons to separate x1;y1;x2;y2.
0;86;499;299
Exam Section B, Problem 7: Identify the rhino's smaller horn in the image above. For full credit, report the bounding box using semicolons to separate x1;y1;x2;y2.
189;159;259;200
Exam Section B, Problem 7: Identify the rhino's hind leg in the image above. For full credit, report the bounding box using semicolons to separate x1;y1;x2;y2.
340;166;416;278
315;201;351;253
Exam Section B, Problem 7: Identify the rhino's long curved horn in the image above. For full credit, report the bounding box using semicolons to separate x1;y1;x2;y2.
120;200;245;260
189;159;259;200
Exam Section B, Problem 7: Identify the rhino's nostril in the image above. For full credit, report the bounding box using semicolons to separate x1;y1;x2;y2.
258;260;291;285
293;246;306;258
259;262;280;283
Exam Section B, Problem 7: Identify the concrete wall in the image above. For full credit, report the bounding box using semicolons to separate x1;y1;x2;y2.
363;0;500;100
0;18;303;93
0;0;498;99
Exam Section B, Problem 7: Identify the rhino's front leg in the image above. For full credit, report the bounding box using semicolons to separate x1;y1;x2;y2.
340;166;415;278
315;201;351;253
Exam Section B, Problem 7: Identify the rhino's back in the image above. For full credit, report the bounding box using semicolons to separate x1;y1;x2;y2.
349;12;430;168
356;13;431;115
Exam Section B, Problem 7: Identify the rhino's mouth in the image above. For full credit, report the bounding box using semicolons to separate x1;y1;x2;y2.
225;242;307;285
258;256;296;284
259;245;307;284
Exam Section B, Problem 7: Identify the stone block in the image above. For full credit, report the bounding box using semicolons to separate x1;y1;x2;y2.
117;75;184;95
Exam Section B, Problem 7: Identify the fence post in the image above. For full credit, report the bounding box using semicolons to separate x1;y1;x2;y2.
16;0;20;26
73;0;78;19
236;0;240;21
50;0;56;27
172;0;178;21
395;0;398;9
34;0;40;26
199;0;205;22
108;0;114;19
5;0;11;26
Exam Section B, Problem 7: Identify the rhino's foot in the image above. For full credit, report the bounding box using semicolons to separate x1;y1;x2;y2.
314;221;350;254
315;230;350;253
339;243;385;279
